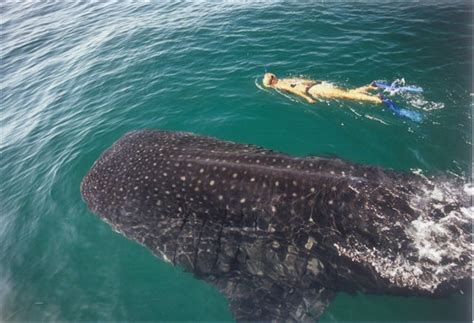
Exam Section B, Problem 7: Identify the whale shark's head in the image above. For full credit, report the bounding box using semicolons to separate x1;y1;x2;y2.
81;130;472;320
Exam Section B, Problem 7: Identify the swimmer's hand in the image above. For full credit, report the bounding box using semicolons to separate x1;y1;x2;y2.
304;95;316;104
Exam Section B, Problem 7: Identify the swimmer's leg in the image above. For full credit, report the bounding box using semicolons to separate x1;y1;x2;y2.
351;82;378;94
342;91;383;104
310;85;381;104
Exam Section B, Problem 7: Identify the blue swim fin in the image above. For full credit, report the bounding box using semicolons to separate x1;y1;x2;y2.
381;96;423;122
374;81;423;93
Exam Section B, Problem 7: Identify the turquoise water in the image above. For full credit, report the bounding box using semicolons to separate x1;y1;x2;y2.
1;1;472;321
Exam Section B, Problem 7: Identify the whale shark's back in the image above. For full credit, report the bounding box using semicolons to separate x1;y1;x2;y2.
81;130;472;321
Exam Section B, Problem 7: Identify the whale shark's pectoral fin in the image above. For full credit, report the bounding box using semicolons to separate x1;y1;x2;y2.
210;274;335;321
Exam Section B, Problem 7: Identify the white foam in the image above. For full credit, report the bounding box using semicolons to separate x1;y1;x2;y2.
459;206;474;220
378;78;446;112
348;107;362;117
254;78;266;91
336;177;471;293
406;217;449;263
463;183;474;196
430;186;444;201
411;168;424;175
407;96;445;111
364;114;389;125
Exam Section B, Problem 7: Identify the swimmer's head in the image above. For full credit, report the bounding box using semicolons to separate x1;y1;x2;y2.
263;73;278;87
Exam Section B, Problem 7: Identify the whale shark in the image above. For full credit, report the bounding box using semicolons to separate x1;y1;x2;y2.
81;129;471;321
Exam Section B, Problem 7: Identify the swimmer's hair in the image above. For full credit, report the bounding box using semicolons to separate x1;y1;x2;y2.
263;73;277;87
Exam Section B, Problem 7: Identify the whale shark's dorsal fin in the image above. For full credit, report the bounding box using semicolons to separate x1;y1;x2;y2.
211;275;334;321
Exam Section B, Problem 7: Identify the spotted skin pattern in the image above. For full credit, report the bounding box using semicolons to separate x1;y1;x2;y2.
81;130;471;321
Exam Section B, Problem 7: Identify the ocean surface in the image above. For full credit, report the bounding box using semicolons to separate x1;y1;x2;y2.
1;1;472;321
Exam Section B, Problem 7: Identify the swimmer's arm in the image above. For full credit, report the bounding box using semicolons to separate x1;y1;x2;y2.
364;84;378;92
292;87;317;103
352;83;378;93
301;92;317;104
364;81;379;91
285;77;316;86
277;83;316;103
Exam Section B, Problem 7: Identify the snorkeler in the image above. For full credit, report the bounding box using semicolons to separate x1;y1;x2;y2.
262;72;381;104
262;72;423;122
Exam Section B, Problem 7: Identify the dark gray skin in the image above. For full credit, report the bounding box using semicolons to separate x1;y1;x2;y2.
81;130;471;321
